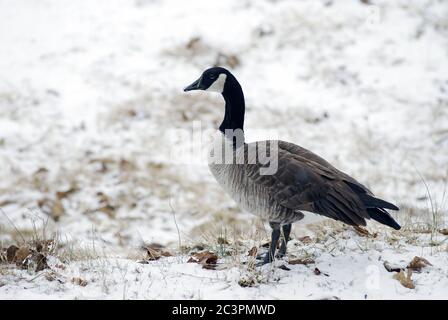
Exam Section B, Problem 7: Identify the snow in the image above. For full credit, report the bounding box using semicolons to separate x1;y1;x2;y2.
1;229;447;300
0;0;447;299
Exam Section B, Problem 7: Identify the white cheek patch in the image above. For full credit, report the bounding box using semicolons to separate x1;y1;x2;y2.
206;74;227;93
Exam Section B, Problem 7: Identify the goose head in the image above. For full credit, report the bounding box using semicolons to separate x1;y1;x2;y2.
184;67;245;136
184;67;229;94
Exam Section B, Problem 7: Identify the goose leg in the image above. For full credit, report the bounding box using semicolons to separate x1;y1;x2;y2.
277;223;292;258
259;222;281;265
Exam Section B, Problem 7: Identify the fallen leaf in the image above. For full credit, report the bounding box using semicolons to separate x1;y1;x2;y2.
394;269;415;289
23;252;48;272
34;167;48;175
38;198;65;222
6;245;19;262
144;245;172;261
289;258;315;265
215;52;240;68
45;273;57;282
14;246;30;263
51;199;65;222
55;264;66;270
96;192;110;204
408;256;432;272
0;199;13;207
217;237;229;245
298;236;313;244
119;159;136;171
439;228;448;236
56;186;77;200
33;239;53;253
188;251;218;269
72;277;88;287
247;246;258;257
97;204;116;218
186;37;201;50
238;277;256;288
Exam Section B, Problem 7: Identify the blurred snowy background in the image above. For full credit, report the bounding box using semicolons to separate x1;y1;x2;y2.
0;0;447;299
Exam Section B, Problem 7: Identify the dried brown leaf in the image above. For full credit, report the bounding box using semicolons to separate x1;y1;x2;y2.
217;237;229;245
72;277;88;287
247;246;258;257
186;37;201;50
56;187;77;200
119;159;136;171
188;251;218;269
394;269;415;289
238;277;256;288
408;256;432;272
98;204;116;218
215;52;240;68
22;252;48;272
143;244;172;261
14;246;30;263
38;198;65;221
6;245;19;262
52;199;65;221
298;236;313;244
439;228;448;236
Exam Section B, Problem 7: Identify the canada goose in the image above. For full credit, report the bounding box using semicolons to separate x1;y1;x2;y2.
184;67;400;265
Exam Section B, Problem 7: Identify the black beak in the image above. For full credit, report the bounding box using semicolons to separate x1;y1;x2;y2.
183;76;203;92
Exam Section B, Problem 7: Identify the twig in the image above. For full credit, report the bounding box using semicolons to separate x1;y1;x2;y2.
169;197;182;250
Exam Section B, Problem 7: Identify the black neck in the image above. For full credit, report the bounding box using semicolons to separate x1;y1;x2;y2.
219;74;245;136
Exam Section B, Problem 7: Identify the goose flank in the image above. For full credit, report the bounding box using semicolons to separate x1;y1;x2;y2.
184;67;400;265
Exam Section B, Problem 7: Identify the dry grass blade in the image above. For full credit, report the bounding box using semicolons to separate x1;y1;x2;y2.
353;226;377;238
289;258;315;265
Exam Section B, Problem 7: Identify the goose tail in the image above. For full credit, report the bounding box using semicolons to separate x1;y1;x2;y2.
366;208;401;230
358;193;399;211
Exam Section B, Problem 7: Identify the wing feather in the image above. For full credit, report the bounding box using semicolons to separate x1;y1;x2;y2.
244;140;371;226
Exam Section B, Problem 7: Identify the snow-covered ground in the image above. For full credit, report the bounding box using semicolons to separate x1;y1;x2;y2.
0;0;447;299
